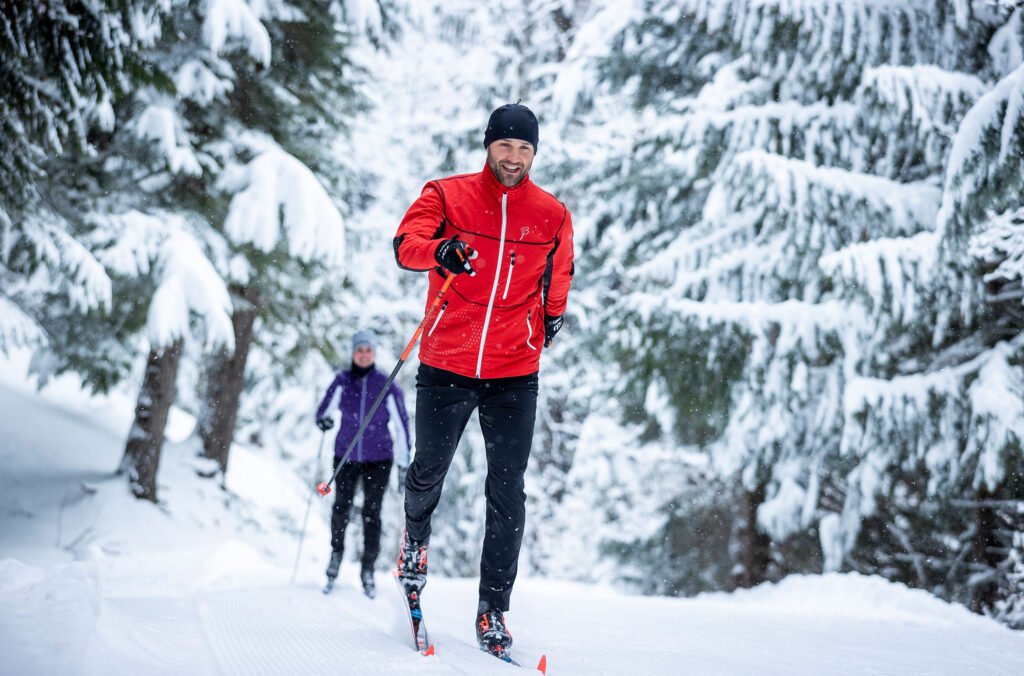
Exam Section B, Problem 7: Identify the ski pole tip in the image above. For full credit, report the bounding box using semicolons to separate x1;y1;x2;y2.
317;482;331;496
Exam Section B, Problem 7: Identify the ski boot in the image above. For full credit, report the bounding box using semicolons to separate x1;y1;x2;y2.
361;568;376;599
323;550;342;594
394;528;428;593
476;605;513;662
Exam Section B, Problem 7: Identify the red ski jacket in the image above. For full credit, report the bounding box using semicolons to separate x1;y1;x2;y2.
394;164;574;379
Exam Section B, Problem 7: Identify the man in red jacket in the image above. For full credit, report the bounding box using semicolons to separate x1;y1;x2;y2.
392;103;573;656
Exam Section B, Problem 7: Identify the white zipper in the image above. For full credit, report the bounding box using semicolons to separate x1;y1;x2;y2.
476;192;509;378
526;310;537;350
428;300;448;336
502;251;516;300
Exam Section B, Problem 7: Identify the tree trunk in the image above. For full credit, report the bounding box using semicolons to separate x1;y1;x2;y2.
970;488;1000;614
199;285;261;475
737;482;771;588
119;339;183;502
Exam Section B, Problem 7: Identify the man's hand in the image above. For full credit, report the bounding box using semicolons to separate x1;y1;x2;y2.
435;235;477;276
544;314;563;347
316;416;335;431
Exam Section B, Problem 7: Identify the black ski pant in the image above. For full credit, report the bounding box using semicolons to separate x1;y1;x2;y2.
331;457;393;573
404;363;539;612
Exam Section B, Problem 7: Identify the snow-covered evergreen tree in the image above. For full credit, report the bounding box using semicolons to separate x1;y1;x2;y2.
0;0;172;364
549;0;1024;619
0;0;165;211
5;1;369;499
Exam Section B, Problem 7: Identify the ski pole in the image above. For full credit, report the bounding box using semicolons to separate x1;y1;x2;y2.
317;272;457;497
292;428;328;584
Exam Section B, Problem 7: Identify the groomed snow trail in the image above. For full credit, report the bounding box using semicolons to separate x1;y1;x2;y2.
199;586;415;676
196;580;536;675
4;373;1024;676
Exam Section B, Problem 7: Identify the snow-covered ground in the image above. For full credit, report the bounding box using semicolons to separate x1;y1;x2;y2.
2;352;1023;676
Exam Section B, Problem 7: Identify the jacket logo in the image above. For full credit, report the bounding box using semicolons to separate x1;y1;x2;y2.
519;226;530;240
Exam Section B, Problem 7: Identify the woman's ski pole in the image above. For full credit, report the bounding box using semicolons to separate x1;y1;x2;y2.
292;428;328;583
316;272;456;497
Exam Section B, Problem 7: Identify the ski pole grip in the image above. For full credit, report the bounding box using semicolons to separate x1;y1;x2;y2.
317;482;331;496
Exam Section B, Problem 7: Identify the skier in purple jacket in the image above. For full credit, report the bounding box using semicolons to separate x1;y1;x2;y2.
316;330;412;597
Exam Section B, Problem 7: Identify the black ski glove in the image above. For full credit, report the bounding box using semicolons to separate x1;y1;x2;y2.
435;235;477;276
544;314;563;347
316;416;335;431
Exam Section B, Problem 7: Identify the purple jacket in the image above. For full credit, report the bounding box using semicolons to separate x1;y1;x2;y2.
315;367;411;465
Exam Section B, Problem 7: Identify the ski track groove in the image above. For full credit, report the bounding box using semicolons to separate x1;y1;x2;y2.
198;586;423;676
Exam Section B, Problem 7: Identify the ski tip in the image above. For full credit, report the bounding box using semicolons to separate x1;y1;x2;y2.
536;654;547;674
425;644;435;656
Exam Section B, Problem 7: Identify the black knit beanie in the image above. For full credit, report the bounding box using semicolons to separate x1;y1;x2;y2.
483;104;539;152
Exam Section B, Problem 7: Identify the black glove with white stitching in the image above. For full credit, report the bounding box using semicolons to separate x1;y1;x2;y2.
434;235;477;276
544;314;563;347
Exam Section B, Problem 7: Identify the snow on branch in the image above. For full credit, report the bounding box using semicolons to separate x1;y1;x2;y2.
635;151;940;303
707;152;940;240
855;64;987;175
175;60;233;106
20;215;112;313
336;0;385;40
690;56;773;113
648;98;855;186
967;341;1024;489
131;100;203;176
218;147;346;267
677;0;934;89
988;8;1023;77
627;292;846;358
147;223;235;351
820;231;939;325
91;210;167;278
969;206;1024;291
201;0;272;67
937;63;1024;252
0;296;46;352
550;0;645;124
859;65;986;136
843;339;1024;495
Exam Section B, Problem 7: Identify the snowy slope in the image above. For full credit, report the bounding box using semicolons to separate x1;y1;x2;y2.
2;354;1024;676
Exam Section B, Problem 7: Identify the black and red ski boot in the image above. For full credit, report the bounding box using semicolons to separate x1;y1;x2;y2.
393;529;432;654
395;528;428;592
476;606;513;661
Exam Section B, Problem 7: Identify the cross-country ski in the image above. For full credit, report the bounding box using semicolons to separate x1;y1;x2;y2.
393;568;432;655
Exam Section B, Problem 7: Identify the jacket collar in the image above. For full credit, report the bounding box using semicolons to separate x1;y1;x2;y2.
481;163;532;203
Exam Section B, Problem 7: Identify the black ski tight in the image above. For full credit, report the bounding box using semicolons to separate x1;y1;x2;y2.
331;457;393;572
404;364;539;612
